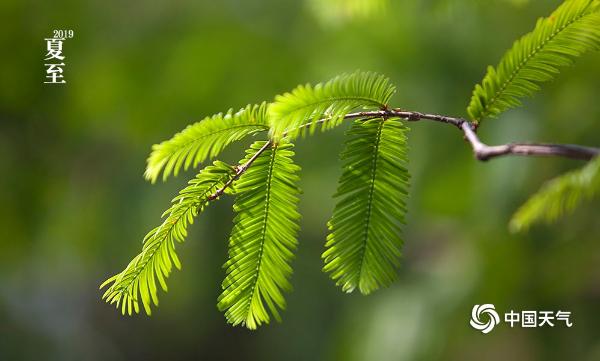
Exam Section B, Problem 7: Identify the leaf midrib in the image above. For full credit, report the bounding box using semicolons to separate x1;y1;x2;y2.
356;121;384;290
152;123;269;165
276;96;387;118
242;145;277;324
109;175;228;299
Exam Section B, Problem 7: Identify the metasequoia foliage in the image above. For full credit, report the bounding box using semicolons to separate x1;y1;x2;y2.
102;0;600;329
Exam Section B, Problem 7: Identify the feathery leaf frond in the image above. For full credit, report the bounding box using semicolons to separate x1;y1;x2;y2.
101;161;236;315
467;0;600;124
217;141;301;329
510;156;600;232
323;119;409;295
269;71;395;140
145;103;269;183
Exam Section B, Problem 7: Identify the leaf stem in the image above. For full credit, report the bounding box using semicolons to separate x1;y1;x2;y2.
207;108;599;201
207;140;273;200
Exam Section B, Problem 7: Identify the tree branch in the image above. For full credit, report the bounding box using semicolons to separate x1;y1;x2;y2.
207;107;599;202
459;121;599;161
344;108;600;161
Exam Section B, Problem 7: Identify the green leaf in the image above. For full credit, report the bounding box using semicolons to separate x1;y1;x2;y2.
145;103;269;183
467;0;600;124
217;141;301;329
510;156;600;232
101;161;236;315
323;119;410;295
269;71;396;140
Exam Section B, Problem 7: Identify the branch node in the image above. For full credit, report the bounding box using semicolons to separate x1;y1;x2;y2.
474;151;490;161
407;112;421;121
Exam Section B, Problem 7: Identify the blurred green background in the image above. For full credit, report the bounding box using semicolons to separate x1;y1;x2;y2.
2;0;600;360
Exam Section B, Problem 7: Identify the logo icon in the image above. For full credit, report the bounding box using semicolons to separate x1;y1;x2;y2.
470;304;500;334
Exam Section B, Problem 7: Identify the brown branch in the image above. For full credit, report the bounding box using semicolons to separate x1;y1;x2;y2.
205;107;599;202
344;108;600;161
459;122;599;161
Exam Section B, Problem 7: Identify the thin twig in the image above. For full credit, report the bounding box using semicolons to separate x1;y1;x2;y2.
206;107;599;201
207;140;273;200
345;108;599;161
460;122;599;161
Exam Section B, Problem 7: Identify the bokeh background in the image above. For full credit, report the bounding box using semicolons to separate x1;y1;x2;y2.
2;0;600;360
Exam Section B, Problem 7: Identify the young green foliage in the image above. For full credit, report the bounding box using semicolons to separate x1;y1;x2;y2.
102;9;599;327
323;119;409;294
145;103;269;183
269;71;395;140
467;0;600;124
510;156;600;232
101;161;235;315
217;141;301;329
